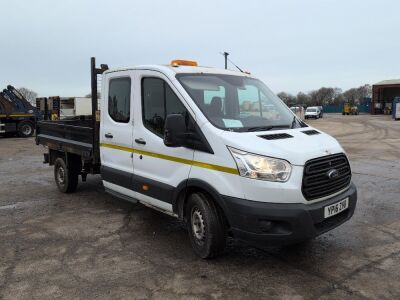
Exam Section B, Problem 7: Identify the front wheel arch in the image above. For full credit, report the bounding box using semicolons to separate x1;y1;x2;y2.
173;179;231;228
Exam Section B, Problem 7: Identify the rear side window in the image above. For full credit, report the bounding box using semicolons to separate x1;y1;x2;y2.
142;77;188;136
108;77;131;123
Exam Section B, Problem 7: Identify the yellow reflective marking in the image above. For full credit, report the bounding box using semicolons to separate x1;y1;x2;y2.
100;143;239;175
0;114;34;117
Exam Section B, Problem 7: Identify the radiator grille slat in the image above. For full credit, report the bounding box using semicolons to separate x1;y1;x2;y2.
302;153;351;200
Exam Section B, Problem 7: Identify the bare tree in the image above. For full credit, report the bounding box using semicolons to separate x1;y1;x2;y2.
277;92;296;105
309;87;336;106
343;88;359;104
356;84;372;101
342;84;372;104
332;88;344;105
296;92;311;106
279;84;371;108
18;87;38;105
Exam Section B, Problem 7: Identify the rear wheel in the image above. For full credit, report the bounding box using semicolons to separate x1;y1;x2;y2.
17;121;34;137
54;158;78;193
186;192;226;258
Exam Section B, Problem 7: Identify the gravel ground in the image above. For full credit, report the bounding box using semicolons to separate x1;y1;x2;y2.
0;114;399;299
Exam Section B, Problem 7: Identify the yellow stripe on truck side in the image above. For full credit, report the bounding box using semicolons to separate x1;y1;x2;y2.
0;114;34;117
100;143;239;175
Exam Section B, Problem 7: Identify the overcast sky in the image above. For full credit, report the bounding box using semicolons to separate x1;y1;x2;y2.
1;0;399;97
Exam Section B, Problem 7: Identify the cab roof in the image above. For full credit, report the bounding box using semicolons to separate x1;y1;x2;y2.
104;64;253;78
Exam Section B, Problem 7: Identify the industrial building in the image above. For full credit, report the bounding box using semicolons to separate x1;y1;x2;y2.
372;79;400;114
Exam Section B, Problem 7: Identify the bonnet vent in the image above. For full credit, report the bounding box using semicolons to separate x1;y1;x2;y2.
259;133;293;140
302;130;320;135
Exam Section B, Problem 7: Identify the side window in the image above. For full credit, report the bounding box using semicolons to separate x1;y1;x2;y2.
142;77;188;136
108;77;131;123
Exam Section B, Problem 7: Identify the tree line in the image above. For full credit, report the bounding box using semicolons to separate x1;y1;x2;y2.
277;84;372;107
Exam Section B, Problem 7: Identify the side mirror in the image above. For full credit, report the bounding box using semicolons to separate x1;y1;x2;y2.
164;114;186;147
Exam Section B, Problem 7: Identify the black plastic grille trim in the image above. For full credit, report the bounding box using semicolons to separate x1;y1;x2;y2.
302;153;351;200
258;133;293;140
302;130;320;135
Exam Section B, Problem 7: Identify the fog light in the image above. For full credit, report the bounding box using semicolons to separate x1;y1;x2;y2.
259;220;273;232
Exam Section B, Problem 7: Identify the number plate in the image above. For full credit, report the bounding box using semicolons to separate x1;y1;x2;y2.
324;198;349;219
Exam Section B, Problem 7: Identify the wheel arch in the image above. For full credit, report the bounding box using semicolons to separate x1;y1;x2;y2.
173;179;231;227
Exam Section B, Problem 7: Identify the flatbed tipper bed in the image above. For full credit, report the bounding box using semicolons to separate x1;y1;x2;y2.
36;58;107;189
36;117;98;161
36;118;94;159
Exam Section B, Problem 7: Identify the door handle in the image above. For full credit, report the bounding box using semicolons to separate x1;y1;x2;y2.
135;138;146;145
105;133;113;138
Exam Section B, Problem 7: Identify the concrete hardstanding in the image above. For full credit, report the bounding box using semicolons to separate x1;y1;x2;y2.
0;114;400;299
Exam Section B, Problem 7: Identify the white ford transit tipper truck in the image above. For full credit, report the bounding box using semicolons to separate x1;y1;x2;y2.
36;58;357;258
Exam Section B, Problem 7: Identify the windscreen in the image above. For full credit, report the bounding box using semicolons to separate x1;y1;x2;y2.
177;74;297;132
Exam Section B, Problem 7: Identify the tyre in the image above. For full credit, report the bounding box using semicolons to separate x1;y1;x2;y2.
54;157;78;193
186;192;226;258
17;121;34;137
342;112;345;115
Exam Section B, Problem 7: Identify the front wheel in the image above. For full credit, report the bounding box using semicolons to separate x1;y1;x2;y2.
186;193;226;258
54;158;78;193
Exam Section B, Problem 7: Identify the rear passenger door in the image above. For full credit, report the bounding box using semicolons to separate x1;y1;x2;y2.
100;72;135;196
132;70;195;212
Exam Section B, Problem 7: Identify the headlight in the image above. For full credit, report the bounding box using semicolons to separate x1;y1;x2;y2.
228;147;292;182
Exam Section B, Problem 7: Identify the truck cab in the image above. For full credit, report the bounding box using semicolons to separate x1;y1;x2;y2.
37;59;357;258
0;85;39;137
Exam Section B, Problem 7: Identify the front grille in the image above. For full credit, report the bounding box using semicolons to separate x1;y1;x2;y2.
302;153;351;200
259;133;293;140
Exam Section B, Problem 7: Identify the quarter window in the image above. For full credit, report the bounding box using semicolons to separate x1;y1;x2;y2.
142;78;188;136
108;77;131;123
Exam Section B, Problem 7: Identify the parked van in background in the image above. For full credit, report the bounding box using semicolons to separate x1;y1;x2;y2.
36;58;357;258
305;106;321;119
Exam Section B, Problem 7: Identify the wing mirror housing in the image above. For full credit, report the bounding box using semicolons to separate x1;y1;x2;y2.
164;114;186;147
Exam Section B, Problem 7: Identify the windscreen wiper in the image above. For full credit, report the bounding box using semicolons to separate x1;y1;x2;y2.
291;115;308;128
247;125;290;132
291;116;297;129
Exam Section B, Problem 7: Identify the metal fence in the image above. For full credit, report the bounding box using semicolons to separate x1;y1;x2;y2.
322;98;372;114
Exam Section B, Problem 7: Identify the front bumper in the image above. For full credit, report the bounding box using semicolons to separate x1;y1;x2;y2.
221;182;357;246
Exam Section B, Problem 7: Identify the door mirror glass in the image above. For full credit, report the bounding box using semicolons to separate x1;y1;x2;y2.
164;114;186;147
